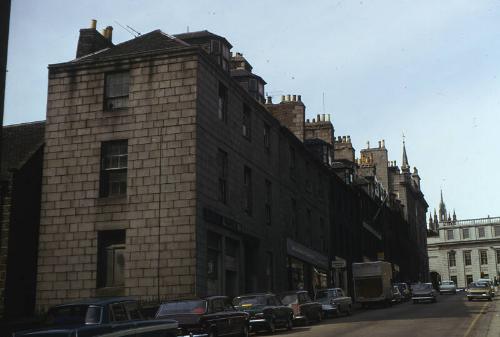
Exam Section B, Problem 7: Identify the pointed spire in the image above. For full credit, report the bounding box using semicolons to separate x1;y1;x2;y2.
453;209;457;222
402;136;409;172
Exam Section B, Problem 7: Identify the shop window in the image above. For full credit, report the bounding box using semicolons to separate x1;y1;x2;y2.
218;83;227;122
266;252;274;291
464;251;472;266
448;251;456;267
100;140;128;197
217;149;228;204
480;250;488;265
105;72;129;111
97;230;125;288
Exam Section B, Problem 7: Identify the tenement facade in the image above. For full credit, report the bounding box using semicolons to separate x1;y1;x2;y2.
427;194;500;287
23;21;430;311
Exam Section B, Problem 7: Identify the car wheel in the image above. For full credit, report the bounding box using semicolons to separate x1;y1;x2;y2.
208;329;217;337
488;297;493;302
286;316;293;330
413;300;417;304
468;298;472;301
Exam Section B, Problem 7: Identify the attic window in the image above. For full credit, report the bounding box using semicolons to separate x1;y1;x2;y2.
105;72;129;111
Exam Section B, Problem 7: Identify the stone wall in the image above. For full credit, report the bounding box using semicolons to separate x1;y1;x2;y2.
37;52;199;309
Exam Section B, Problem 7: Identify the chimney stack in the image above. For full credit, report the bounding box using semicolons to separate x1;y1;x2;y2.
76;20;114;58
104;26;113;42
90;19;97;29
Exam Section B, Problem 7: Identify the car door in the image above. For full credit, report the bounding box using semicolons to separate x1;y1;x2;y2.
336;289;348;312
223;297;241;335
267;296;281;323
211;298;229;336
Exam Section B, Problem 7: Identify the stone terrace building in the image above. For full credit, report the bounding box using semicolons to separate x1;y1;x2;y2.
428;195;500;288
37;23;333;309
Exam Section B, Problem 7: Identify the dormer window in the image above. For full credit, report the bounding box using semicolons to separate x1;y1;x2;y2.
211;40;221;54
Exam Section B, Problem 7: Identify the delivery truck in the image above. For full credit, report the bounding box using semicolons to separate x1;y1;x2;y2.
352;261;393;307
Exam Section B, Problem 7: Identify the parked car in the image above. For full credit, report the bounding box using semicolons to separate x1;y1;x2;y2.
13;297;179;337
156;296;249;337
279;290;323;324
412;283;438;303
233;293;293;333
392;286;403;303
314;288;353;317
395;283;411;300
439;280;457;294
467;282;493;301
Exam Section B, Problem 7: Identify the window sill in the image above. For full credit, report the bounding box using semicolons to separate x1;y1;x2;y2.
97;195;128;205
96;286;125;297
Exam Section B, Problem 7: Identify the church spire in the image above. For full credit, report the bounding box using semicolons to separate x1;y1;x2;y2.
401;135;410;172
439;189;447;222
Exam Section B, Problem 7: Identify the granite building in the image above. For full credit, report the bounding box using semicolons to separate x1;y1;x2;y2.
427;194;500;288
0;21;430;313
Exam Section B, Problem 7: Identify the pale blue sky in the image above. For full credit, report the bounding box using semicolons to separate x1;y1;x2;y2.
5;0;500;219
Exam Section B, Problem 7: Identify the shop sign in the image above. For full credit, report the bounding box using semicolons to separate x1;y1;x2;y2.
331;260;346;269
286;238;329;269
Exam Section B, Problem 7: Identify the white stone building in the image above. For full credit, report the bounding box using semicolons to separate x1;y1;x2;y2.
428;199;500;288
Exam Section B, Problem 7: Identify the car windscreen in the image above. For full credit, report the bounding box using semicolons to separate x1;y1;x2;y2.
47;305;102;325
441;281;454;285
280;294;298;305
317;289;336;299
233;296;267;306
412;284;432;291
469;282;488;289
157;300;207;316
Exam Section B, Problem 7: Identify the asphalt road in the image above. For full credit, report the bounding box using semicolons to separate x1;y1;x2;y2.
258;293;500;337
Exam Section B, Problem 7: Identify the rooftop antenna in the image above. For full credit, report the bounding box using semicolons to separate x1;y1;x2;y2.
126;24;141;37
114;20;136;38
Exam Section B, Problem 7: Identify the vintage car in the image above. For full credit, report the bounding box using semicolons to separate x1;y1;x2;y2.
395;283;411;300
412;283;438;303
392;286;403;303
314;288;352;317
155;296;249;337
232;293;293;333
13;297;179;337
477;278;495;297
279;290;323;324
439;280;457;294
467;282;493;301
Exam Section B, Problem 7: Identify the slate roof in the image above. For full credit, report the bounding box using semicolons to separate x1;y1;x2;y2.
174;30;232;48
65;29;231;66
68;30;190;64
1;121;45;180
230;69;266;84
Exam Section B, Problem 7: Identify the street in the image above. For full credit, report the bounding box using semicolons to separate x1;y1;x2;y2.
262;293;500;337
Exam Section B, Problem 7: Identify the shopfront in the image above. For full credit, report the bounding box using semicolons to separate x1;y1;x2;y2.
286;238;329;295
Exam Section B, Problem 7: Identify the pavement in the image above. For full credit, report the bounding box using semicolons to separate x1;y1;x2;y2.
255;292;500;337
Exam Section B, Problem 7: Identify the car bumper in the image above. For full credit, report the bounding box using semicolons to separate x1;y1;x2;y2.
412;296;435;300
321;304;338;314
467;293;491;299
249;318;271;330
439;289;456;293
178;334;208;337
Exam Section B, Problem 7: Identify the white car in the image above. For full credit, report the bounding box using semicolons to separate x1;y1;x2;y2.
439;280;457;294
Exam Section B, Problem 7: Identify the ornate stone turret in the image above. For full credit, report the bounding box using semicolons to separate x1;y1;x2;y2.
401;139;410;173
439;190;447;222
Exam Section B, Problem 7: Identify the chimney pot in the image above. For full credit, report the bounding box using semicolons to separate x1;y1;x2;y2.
298;95;302;102
104;26;113;42
382;139;385;148
317;114;320;122
281;95;285;102
286;94;291;101
326;114;331;122
378;140;381;148
312;118;316;123
292;94;297;101
337;136;342;142
90;19;97;29
306;119;310;123
367;141;370;149
347;135;351;142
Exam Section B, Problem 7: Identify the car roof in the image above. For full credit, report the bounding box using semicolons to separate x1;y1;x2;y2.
51;297;136;307
234;293;275;298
